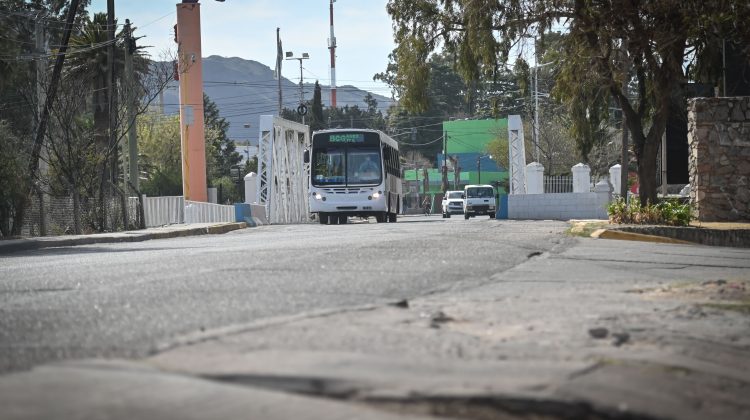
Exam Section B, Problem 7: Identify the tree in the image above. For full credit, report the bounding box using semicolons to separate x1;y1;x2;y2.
309;81;325;132
137;112;183;196
386;0;750;205
45;75;100;234
65;10;152;230
204;93;241;184
0;120;29;237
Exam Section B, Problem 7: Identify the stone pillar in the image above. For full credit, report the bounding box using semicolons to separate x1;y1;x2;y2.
609;164;621;196
572;163;591;193
689;97;750;221
244;172;258;204
525;162;545;194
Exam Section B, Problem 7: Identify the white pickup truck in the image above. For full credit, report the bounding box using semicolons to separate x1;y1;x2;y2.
441;190;465;218
463;184;496;219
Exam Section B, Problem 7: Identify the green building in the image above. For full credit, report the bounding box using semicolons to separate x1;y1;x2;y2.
404;119;509;204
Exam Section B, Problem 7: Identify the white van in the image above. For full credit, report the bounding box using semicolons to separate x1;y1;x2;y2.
463;184;496;219
441;190;465;218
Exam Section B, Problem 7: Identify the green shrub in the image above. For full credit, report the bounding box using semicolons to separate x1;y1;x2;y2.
607;197;692;226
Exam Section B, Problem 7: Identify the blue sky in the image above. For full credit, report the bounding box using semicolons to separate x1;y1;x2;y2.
89;0;395;97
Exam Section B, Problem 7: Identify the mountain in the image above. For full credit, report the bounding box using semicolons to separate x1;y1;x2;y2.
160;56;395;145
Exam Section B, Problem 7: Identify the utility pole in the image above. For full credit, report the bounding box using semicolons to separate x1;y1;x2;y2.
34;12;48;236
124;19;138;192
106;0;127;230
276;27;282;115
299;59;304;124
441;130;448;192
328;0;337;107
477;156;481;184
107;0;115;181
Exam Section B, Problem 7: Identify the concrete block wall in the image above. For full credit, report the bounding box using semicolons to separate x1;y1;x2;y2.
688;97;750;222
508;192;609;220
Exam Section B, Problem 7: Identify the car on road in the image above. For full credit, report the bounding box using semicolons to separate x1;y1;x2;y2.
463;184;496;219
441;190;465;218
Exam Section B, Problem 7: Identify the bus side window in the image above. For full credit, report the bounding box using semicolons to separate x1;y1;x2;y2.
386;146;393;176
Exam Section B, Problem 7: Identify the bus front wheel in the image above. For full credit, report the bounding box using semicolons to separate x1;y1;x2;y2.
319;213;329;224
376;212;387;223
388;212;397;223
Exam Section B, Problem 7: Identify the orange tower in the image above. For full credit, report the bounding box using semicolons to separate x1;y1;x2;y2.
176;2;207;202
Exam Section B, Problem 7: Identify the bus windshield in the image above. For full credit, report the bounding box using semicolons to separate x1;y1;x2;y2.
312;147;382;186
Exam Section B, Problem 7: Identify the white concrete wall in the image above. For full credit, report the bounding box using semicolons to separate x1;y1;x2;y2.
508;192;609;220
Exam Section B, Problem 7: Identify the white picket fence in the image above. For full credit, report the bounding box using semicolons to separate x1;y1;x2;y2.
131;196;235;227
185;200;235;224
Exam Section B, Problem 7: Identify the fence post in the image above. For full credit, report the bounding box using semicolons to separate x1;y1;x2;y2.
609;164;622;196
244;172;257;204
525;162;545;194
572;163;591;193
593;178;613;219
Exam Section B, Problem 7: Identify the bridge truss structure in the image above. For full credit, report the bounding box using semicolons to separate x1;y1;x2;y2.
508;115;527;195
257;115;311;224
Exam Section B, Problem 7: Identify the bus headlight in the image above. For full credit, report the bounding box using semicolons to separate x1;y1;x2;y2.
372;191;382;199
314;193;325;201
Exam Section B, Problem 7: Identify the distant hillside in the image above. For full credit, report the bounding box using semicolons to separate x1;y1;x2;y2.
160;56;394;144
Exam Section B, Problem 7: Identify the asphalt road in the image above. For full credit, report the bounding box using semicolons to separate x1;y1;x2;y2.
0;215;571;374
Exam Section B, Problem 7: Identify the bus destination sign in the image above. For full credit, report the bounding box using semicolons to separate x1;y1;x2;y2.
329;133;365;143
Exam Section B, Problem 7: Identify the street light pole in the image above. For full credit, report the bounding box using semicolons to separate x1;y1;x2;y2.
477;156;481;184
286;52;309;124
477;155;492;184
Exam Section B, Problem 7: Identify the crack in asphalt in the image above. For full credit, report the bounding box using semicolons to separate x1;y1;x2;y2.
549;255;748;269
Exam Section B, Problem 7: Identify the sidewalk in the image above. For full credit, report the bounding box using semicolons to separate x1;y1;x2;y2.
0;222;248;255
570;220;750;248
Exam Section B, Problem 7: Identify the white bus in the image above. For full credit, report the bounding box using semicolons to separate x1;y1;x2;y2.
305;129;402;224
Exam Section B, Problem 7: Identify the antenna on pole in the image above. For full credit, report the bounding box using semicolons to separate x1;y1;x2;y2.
328;0;337;108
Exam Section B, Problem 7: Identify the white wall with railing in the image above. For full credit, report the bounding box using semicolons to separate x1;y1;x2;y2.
506;162;614;220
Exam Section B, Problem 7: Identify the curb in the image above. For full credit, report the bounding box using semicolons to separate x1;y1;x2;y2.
0;222;247;255
591;229;694;245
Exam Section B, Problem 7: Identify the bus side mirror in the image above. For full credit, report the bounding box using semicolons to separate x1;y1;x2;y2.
303;150;309;163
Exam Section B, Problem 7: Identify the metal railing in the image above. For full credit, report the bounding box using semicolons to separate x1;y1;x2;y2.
544;175;573;193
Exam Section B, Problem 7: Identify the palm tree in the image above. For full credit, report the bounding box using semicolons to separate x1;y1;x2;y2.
64;12;149;230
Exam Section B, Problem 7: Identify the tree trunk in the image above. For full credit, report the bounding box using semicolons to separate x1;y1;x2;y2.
72;187;81;235
10;192;24;236
637;138;660;206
